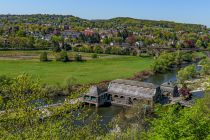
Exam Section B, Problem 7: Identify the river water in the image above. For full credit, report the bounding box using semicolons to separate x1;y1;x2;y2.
88;67;204;125
87;70;179;125
53;67;204;126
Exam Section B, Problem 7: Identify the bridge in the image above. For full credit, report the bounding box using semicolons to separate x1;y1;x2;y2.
139;47;209;57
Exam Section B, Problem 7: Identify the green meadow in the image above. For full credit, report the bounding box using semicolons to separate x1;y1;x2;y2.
0;51;153;85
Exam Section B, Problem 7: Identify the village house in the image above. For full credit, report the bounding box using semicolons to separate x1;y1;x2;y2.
61;31;80;39
53;28;61;35
120;43;130;48
61;30;73;39
135;41;144;47
83;28;95;36
42;34;51;41
63;25;70;30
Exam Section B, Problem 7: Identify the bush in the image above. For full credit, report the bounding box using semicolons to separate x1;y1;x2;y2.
91;53;98;59
104;47;111;54
60;51;69;62
55;53;61;61
0;95;3;109
131;50;138;56
52;45;61;52
65;77;78;93
40;52;48;62
111;46;122;55
72;46;79;52
177;64;197;84
56;51;69;62
75;54;82;62
93;45;104;54
200;58;210;75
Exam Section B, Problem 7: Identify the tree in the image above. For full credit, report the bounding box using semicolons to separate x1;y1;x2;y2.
126;36;137;45
57;51;69;62
34;39;50;49
145;96;210;140
75;53;82;61
91;53;98;59
196;39;203;48
39;52;48;62
0;74;103;139
119;29;129;41
51;35;63;52
93;45;104;54
104;47;112;54
177;64;197;84
152;52;175;73
111;46;122;55
200;58;210;75
208;43;210;51
0;95;3;109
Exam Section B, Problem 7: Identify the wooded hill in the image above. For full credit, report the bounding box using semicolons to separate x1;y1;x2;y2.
0;14;206;32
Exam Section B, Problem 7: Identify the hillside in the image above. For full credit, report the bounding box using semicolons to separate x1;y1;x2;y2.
0;14;206;32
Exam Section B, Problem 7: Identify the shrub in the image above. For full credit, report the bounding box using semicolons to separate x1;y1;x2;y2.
52;45;61;52
177;64;197;84
200;58;210;75
56;51;69;62
104;47;111;54
131;50;138;56
40;52;48;62
55;53;61;61
91;53;98;59
60;51;69;62
72;46;79;52
93;45;104;54
0;95;3;109
75;54;82;62
111;46;122;55
65;77;78;93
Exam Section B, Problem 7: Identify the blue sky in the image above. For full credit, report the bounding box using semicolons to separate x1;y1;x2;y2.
0;0;209;26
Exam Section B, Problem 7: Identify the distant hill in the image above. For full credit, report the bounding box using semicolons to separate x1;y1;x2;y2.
92;17;206;31
0;14;206;32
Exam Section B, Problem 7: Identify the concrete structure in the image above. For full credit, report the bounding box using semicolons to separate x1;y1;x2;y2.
160;81;179;97
83;86;111;107
83;79;180;107
108;79;162;106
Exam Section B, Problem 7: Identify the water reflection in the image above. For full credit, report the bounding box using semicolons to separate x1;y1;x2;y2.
144;70;177;85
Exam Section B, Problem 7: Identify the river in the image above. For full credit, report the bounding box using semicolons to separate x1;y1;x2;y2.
53;66;204;126
82;70;178;125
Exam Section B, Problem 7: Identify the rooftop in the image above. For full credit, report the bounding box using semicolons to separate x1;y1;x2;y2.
85;86;104;97
110;79;159;89
108;79;158;99
161;81;177;88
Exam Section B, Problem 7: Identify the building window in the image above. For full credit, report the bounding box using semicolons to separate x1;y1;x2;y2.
133;98;137;102
114;95;119;98
84;95;90;100
91;96;97;101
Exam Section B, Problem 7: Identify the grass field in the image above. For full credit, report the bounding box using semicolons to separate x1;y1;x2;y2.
0;50;117;60
0;53;153;85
